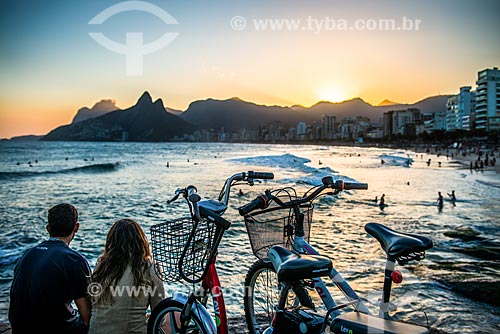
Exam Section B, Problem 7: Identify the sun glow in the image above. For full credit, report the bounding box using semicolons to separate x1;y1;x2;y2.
317;85;348;103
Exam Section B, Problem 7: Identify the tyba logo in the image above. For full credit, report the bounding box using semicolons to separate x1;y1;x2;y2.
88;1;179;76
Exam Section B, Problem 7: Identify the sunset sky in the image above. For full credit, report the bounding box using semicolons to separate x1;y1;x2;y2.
1;0;499;138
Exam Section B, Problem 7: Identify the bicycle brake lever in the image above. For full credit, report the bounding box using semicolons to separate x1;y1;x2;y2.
167;189;184;204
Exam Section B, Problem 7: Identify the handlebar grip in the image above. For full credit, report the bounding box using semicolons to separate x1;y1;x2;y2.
343;182;368;190
247;171;274;180
186;185;201;202
238;195;268;216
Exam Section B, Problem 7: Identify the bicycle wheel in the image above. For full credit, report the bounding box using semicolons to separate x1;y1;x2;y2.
244;259;314;334
148;298;211;334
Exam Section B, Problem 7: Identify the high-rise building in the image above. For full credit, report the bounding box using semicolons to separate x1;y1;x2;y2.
321;115;336;140
383;112;393;138
296;121;307;140
459;86;476;131
383;108;421;136
433;111;447;131
445;95;459;131
475;67;500;130
446;86;475;131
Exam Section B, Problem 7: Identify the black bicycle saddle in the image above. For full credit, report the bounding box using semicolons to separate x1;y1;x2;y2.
268;246;332;282
365;223;433;261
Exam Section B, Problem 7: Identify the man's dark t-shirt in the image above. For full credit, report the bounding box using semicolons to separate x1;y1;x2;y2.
9;238;91;333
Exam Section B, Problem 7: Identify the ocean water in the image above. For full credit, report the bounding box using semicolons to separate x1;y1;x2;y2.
0;141;499;333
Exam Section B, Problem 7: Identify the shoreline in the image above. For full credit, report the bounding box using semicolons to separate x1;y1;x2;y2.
409;145;499;174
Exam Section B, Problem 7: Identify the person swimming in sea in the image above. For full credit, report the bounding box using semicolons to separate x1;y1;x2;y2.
379;194;385;210
447;190;456;206
447;190;456;201
437;192;444;208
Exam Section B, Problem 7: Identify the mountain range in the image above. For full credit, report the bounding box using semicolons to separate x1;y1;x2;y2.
44;92;194;141
178;95;449;131
42;91;451;141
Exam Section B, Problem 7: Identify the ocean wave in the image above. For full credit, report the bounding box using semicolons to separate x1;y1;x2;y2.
230;153;310;168
0;162;120;180
229;154;369;189
476;179;500;189
293;174;361;186
379;154;413;167
229;153;336;173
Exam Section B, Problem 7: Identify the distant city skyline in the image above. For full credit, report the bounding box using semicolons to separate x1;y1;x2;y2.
1;0;499;138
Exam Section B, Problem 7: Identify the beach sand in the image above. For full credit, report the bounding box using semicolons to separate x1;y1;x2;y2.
411;146;500;174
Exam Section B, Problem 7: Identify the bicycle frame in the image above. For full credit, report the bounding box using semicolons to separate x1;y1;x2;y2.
292;235;371;317
200;257;229;334
175;251;229;334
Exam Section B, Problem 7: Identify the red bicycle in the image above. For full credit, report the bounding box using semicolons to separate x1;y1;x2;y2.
148;171;274;334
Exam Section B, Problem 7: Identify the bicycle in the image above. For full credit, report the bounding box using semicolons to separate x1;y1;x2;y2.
239;176;433;334
147;171;274;334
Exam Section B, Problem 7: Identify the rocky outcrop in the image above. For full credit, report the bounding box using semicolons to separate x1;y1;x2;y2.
44;92;194;142
72;99;119;123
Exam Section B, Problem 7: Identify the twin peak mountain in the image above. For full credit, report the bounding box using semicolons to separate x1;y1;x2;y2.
44;91;449;142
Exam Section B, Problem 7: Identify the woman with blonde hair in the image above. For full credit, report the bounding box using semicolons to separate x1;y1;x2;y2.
89;219;164;334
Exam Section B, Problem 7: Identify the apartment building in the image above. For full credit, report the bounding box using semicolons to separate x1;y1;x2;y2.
475;67;500;130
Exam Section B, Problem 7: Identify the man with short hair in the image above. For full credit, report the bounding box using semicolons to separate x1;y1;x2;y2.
9;203;91;334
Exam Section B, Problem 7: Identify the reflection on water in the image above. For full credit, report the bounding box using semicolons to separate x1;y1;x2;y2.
0;142;499;333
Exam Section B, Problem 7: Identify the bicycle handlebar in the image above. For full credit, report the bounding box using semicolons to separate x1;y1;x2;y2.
218;171;274;206
167;193;180;204
186;185;201;203
169;171;275;220
246;171;274;180
238;177;368;216
238;194;270;216
343;181;368;190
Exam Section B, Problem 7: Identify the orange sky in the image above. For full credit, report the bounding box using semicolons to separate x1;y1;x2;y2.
1;0;499;138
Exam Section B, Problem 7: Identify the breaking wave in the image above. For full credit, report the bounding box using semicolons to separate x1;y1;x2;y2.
0;162;120;180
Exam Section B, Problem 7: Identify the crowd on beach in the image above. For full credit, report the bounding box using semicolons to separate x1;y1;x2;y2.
375;144;499;211
414;144;499;172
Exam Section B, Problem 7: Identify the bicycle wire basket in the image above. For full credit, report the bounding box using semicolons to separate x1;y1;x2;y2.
151;216;217;284
244;189;313;260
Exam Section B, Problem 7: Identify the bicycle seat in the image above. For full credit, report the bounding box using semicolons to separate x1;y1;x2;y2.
365;223;433;261
268;246;332;282
198;199;227;215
